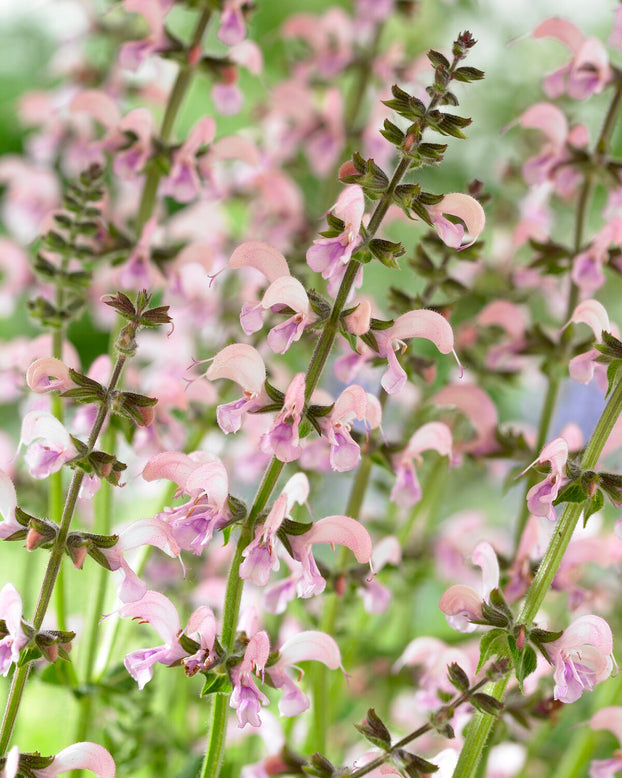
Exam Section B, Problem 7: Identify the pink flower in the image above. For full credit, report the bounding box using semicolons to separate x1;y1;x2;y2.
204;344;267;433
375;309;457;394
142;451;231;553
240;473;309;586
260;373;306;462
548;615;614;703
4;742;116;777
517;103;587;196
20;410;78;479
218;0;247;46
426;193;485;249
525;437;569;522
534;17;612;100
288;514;373;597
567;299;612;389
590;707;622;778
120;590;217;690
26;357;76;394
243;277;315;354
119;0;174;71
97;518;181;602
161;117;216;203
319;385;382;472
267;631;342;716
0;584;29;676
0;470;27;540
390;422;452;508
439;541;500;632
230;631;271;727
306;185;365;294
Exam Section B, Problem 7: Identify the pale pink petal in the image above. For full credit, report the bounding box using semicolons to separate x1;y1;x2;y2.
183;117;216;156
185;459;229;507
20;410;73;448
472;541;499;595
434;384;498;455
519;102;568;147
282;472;310;507
278;630;341;670
305;515;372;563
591;707;622;745
477;300;528;340
261;276;309;315
557;614;613;655
371;536;401;570
439;584;483;632
390;310;455;356
429;193;485;248
142;451;197;489
227;240;290;282
333;185;365;234
70;90;120;129
205;344;266;395
26;357;75;393
344;298;372;335
533;17;585;52
41;742;115;777
0;470;17;524
118;590;181;644
569;299;610;342
404;422;453;459
210;136;261;165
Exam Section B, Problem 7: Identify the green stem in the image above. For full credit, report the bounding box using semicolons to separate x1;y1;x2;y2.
73;426;115;749
135;8;212;230
0;354;127;755
452;377;622;778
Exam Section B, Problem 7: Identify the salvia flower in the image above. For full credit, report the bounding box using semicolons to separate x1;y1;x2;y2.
121;590;217;690
306;185;365;294
204;344;267;433
119;0;174;72
161;117;216;203
26;357;76;394
267;630;342;716
426;193;485;249
548;614;614;703
0;584;29;676
534;17;612;100
20;410;78;479
318;384;382;472
142;451;230;554
525;437;569;522
240;473;309;587
439;541;500;633
589;706;622;778
246;276;315;354
260;372;306;462
2;742;116;778
230;630;271;727
390;422;453;508
374;309;458;394
288;514;373;597
0;470;27;540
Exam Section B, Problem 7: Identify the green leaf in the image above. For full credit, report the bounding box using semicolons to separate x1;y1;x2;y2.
200;673;231;696
552;481;587;506
476;628;508;673
583;489;604;525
